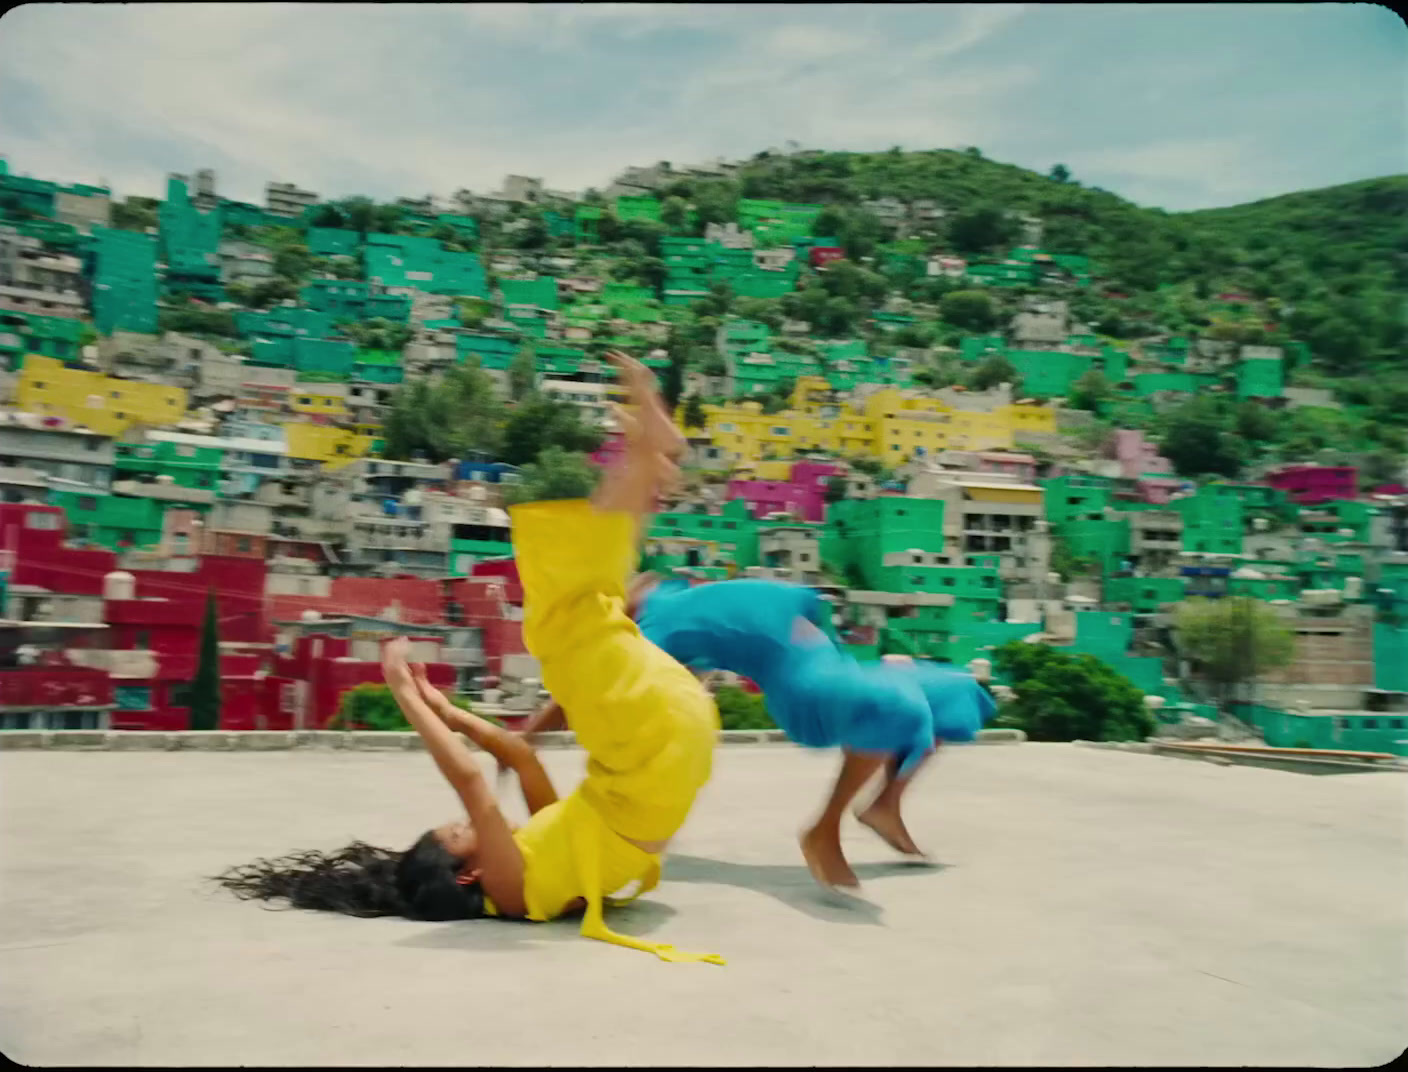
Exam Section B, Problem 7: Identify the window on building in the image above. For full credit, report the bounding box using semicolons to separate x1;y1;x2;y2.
168;683;194;708
24;510;59;530
1336;717;1352;730
114;685;152;710
1362;719;1378;730
942;577;954;587
0;712;35;730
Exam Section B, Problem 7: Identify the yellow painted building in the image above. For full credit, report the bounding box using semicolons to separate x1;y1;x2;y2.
15;355;187;436
692;386;1058;468
283;422;376;468
289;385;350;419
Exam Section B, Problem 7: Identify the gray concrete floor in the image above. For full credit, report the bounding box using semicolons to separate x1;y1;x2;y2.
2;743;1405;1067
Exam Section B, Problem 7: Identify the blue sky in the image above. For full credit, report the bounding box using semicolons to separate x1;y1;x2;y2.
0;3;1403;212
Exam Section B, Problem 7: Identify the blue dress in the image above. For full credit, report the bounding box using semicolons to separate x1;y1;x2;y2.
636;578;995;777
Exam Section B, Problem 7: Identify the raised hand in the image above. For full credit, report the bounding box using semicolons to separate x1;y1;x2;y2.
411;662;456;721
381;636;414;689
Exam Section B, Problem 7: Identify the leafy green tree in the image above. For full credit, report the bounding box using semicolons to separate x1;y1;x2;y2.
992;642;1154;742
1159;398;1245;478
824;475;848;504
328;683;499;731
948;205;1018;255
188;589;222;731
457;297;491;328
713;685;777;731
1049;164;1071;183
500;392;603;467
969;354;1019;392
1068;368;1113;412
939;289;999;331
660;196;689;231
308;204;347;229
682;394;707;430
1048;538;1096;581
508;342;537;401
329;684;410;731
381;363;503;462
500;446;600;505
1173;597;1294;715
112;197;160;232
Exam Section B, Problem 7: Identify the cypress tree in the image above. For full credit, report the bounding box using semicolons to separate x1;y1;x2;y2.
189;588;222;731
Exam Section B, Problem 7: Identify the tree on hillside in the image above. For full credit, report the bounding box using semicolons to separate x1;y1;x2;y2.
381;363;503;462
992;641;1154;742
969;355;1019;392
500;392;603;467
682;394;707;431
939;289;999;332
947;204;1018;255
1068;368;1113;413
1159;397;1246;478
1173;597;1294;719
340;317;412;353
508;342;537;401
188;589;222;732
660;196;690;232
500;446;600;506
1049;164;1071;183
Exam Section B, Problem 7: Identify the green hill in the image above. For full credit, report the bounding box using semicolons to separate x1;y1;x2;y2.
663;150;1405;372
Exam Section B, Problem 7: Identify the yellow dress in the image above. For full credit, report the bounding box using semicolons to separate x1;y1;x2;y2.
499;499;724;964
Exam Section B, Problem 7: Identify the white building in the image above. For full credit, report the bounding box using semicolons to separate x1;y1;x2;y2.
265;181;319;218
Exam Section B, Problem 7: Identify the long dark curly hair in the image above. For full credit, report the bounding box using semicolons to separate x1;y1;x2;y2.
213;831;485;921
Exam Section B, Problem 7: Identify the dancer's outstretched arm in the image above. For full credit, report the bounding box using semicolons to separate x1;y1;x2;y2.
382;639;527;916
411;665;559;817
518;698;567;739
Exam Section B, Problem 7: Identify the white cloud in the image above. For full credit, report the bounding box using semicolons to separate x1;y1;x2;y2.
0;3;1039;203
0;2;1393;213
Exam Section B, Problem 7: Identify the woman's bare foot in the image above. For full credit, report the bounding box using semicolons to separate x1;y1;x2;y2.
800;825;860;890
856;801;928;859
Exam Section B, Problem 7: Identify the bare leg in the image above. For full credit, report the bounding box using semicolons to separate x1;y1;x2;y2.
856;745;939;859
800;750;887;890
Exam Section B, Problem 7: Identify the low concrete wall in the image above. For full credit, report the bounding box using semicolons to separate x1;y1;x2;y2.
1073;738;1408;773
0;728;1027;752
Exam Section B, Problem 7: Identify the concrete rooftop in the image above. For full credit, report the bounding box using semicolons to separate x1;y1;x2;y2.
2;743;1405;1067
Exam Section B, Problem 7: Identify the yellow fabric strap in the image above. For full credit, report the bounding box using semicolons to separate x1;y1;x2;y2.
569;805;725;966
603;857;661;909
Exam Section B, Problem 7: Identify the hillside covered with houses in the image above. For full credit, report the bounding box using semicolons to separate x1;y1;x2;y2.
1;146;1406;753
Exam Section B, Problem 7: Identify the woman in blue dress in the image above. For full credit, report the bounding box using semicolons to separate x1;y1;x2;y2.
521;574;996;891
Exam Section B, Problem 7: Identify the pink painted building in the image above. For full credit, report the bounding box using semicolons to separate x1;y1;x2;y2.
725;461;842;522
1113;429;1174;480
589;431;628;469
1265;465;1358;506
974;451;1038;482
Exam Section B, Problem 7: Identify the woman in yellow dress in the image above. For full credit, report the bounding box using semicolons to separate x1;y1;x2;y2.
216;352;724;965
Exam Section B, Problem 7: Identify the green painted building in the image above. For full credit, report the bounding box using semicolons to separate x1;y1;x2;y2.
91;227;158;335
0;310;84;369
301;279;411;323
113;441;222;491
644;499;760;571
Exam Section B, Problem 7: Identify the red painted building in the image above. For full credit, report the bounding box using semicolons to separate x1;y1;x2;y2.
266;633;457;730
809;246;845;269
1264;465;1359;506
